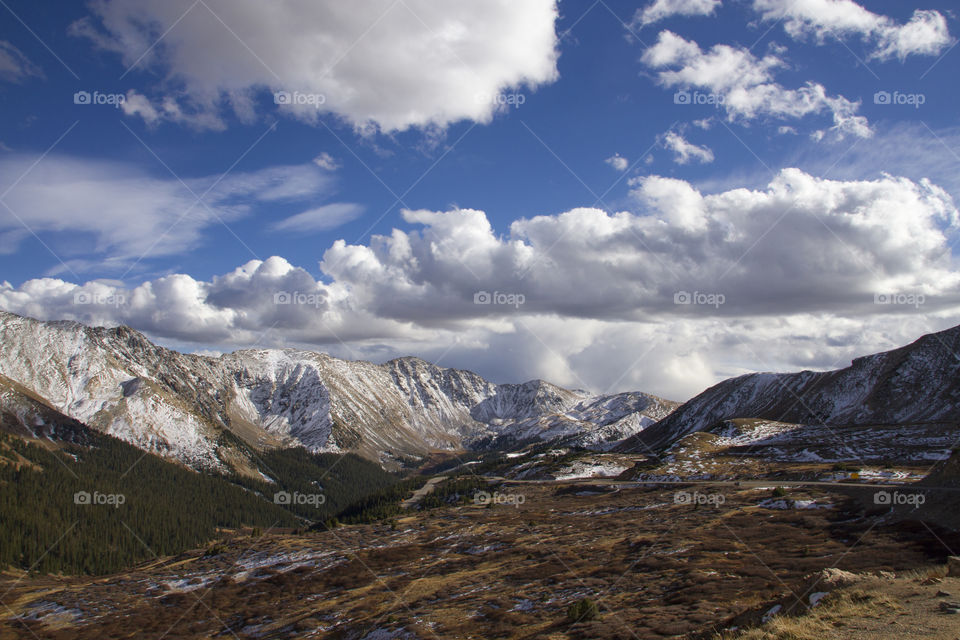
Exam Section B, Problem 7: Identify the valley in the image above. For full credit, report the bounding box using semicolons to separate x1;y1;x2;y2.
3;464;959;639
4;2;960;637
3;437;960;639
2;313;960;639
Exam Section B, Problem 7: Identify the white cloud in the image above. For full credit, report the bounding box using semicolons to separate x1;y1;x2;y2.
0;41;43;83
0;230;29;255
271;203;364;233
793;123;960;204
752;0;952;60
633;0;722;27
874;10;953;61
0;155;341;268
662;131;714;164
121;92;229;131
120;90;160;125
3;169;958;399
312;153;340;171
71;0;560;132
117;90;234;131
605;153;629;171
643;31;872;139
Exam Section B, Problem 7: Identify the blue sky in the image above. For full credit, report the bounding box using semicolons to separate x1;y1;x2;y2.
1;0;959;399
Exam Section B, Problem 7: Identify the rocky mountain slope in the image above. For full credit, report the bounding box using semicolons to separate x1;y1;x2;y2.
0;311;676;471
621;323;960;453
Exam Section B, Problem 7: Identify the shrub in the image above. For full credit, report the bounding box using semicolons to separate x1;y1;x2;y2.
567;597;599;623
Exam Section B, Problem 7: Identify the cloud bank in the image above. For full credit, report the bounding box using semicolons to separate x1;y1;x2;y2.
2;168;957;399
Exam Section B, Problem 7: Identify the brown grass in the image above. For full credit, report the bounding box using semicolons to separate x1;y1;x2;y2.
715;587;901;640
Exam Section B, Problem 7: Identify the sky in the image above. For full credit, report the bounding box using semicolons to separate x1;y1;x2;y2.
0;0;958;401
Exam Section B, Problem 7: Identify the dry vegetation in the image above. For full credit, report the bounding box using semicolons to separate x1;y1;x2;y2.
2;479;959;640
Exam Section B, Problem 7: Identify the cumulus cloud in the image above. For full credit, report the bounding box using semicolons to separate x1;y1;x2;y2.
2;169;958;399
605;153;629;171
662;131;714;164
0;41;43;83
633;0;722;27
643;31;872;139
752;0;952;60
0;154;346;268
71;0;560;132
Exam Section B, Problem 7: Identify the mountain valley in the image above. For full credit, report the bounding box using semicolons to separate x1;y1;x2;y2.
1;314;960;639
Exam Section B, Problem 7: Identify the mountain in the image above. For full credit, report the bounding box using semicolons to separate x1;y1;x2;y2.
0;311;676;472
0;378;400;574
0;371;93;444
621;323;960;454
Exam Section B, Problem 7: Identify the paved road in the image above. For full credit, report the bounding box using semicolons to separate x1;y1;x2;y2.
400;475;447;509
398;474;957;512
487;476;945;490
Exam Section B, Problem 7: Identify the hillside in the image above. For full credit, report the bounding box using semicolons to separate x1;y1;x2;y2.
620;324;960;454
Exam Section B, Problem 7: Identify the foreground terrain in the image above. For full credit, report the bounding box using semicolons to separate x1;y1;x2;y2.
2;471;959;640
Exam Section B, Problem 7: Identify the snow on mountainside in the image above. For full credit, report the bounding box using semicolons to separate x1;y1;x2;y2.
474;390;679;452
0;372;92;445
0;311;676;471
621;323;960;453
470;380;584;423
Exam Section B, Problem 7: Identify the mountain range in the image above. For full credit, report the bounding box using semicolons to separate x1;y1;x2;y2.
2;310;958;477
0;311;676;474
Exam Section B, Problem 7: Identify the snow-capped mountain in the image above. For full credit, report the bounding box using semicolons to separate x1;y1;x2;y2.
621;323;960;453
0;311;676;471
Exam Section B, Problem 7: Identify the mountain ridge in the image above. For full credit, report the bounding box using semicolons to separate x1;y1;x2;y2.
0;310;677;472
619;322;960;454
